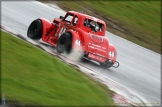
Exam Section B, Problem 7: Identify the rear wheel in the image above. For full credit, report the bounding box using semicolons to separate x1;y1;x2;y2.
27;19;42;40
100;60;114;69
56;33;72;54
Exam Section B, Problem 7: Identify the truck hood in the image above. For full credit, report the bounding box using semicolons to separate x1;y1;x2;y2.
89;33;104;44
84;33;109;57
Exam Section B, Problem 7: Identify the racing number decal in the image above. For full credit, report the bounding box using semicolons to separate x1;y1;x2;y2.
75;40;81;46
109;51;115;57
58;26;66;38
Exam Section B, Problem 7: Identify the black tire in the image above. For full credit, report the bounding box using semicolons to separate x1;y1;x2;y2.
100;60;114;69
56;33;72;54
27;19;42;40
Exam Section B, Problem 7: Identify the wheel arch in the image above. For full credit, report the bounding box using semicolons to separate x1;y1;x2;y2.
38;18;53;41
66;30;82;50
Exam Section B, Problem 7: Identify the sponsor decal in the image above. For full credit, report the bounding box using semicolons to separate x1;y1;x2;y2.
90;34;104;44
88;43;106;52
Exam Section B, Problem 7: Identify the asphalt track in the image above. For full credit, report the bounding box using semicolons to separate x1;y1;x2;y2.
1;1;161;105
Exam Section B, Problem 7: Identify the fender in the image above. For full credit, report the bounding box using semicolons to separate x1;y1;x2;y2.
102;37;109;56
66;29;83;51
108;43;117;61
39;18;53;41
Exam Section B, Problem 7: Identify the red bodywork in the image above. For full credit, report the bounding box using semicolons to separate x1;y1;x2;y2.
39;11;117;64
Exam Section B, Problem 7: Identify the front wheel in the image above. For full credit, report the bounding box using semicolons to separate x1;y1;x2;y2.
56;33;72;54
27;19;42;40
100;60;114;69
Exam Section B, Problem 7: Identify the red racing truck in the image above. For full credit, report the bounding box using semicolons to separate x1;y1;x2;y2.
27;11;119;68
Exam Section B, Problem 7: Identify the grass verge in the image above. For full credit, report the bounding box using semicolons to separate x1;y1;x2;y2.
1;30;115;106
41;1;161;54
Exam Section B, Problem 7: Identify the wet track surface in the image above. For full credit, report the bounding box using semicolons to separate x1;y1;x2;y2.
1;1;161;104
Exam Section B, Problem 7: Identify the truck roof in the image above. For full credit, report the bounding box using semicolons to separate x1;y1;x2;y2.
67;11;105;24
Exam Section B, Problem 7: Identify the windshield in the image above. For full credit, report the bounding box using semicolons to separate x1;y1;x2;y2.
84;19;103;32
64;14;74;23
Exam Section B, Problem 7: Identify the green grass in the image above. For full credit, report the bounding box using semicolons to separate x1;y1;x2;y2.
1;30;115;106
51;1;161;53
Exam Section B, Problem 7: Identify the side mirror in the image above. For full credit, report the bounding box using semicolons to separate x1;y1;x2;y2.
59;16;64;20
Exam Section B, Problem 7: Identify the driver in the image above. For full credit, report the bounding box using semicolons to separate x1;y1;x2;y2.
84;19;91;27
